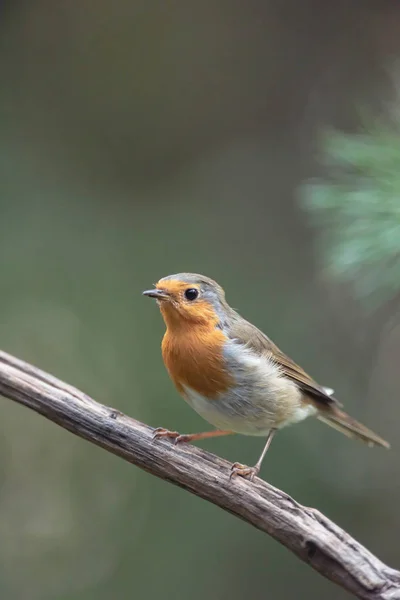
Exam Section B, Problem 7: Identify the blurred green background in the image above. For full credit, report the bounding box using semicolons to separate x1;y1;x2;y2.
1;2;399;599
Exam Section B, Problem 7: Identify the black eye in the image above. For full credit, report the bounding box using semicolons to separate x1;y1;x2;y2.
184;288;199;301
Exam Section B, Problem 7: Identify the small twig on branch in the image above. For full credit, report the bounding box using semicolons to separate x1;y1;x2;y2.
0;350;398;599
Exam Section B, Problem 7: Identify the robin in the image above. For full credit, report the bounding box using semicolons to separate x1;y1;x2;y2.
143;273;390;481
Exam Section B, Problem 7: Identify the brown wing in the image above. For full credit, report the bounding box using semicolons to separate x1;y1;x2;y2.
227;315;340;407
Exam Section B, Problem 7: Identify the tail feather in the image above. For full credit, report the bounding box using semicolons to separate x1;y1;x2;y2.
317;408;390;449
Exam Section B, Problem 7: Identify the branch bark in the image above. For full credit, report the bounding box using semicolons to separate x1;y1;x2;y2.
0;350;398;599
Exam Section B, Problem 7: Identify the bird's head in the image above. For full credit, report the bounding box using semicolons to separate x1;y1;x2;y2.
143;273;229;330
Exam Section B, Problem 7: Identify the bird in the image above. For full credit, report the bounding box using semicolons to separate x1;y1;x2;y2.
143;273;390;481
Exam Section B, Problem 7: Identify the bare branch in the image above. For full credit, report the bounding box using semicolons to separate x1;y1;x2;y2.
0;350;398;599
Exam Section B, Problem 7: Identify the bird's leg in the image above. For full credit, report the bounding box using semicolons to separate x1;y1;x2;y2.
152;428;234;445
230;429;277;481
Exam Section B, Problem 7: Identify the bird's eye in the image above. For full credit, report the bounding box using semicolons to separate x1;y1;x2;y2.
184;288;199;301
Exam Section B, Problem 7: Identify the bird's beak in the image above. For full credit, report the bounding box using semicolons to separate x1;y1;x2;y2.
142;288;170;301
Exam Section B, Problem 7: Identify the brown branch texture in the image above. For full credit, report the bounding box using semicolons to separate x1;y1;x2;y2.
0;351;398;600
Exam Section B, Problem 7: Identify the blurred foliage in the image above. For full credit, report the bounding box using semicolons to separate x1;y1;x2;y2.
303;120;400;310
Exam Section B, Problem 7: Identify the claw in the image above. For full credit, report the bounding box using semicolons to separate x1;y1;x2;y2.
230;461;245;471
173;434;191;445
152;428;196;445
152;427;180;442
230;463;260;482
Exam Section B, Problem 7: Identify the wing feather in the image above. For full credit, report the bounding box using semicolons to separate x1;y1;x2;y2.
226;315;340;407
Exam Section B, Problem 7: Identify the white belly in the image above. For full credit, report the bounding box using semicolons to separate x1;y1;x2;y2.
182;341;317;436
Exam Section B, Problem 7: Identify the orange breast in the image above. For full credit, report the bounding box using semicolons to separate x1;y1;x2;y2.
161;326;233;399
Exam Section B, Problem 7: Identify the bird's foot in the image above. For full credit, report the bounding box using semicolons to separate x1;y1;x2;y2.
152;427;190;445
230;462;260;482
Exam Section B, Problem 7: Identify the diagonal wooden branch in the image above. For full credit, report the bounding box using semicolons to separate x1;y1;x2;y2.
0;350;398;600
